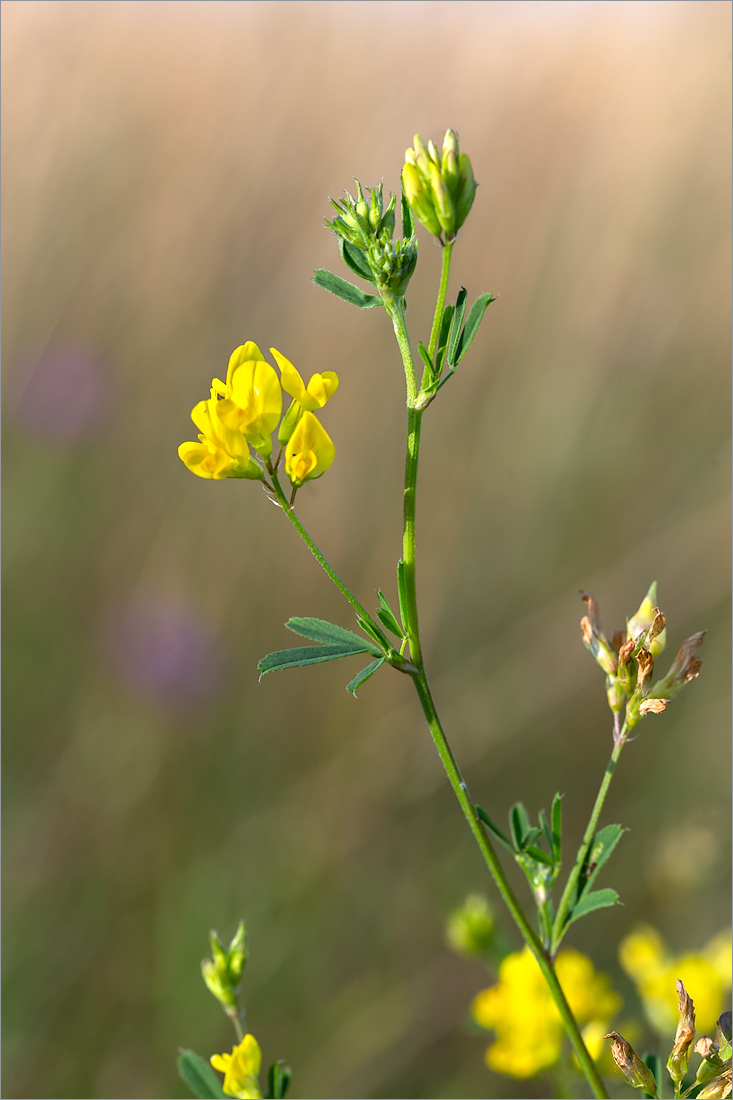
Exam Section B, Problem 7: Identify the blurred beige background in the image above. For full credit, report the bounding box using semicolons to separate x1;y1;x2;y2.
2;2;730;1097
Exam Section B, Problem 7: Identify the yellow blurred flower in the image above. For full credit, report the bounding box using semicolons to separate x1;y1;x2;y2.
472;946;621;1079
619;925;732;1034
210;1033;262;1099
284;410;335;488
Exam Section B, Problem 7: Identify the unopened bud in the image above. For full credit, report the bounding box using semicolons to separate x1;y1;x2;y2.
627;582;667;656
446;894;496;957
697;1067;733;1099
606;1032;658;1094
403;129;477;242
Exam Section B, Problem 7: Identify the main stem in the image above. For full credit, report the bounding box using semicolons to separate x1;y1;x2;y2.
414;674;609;1099
388;253;608;1099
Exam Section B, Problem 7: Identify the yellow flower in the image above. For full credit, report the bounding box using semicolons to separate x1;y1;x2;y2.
214;343;282;457
284;410;335;488
471;946;621;1079
269;347;338;444
178;387;263;481
210;1034;262;1099
620;925;732;1034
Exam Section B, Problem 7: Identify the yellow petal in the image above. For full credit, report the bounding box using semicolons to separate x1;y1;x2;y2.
270;347;306;405
285;411;334;487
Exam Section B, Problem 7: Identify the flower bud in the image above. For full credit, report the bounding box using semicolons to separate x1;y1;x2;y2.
403;130;477;242
580;592;618;675
627;582;667;656
697;1067;733;1099
605;1031;658;1094
201;922;248;1016
446;895;496;958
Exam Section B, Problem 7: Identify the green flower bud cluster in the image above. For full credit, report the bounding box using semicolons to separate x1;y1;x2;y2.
201;921;248;1019
580;583;704;738
326;180;417;300
403;130;477;242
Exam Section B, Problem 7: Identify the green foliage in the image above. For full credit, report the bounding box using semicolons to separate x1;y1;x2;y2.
346;657;386;697
266;1061;292;1100
311;268;382;308
177;1050;227;1100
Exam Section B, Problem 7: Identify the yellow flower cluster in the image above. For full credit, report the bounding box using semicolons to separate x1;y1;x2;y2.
472;945;621;1079
211;1034;262;1099
179;341;338;489
620;925;732;1034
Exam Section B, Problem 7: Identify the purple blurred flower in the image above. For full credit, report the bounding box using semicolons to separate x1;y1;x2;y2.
12;342;110;443
109;597;225;708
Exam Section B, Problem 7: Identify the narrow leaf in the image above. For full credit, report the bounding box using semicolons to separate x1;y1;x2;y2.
538;809;553;854
355;615;390;653
446;287;468;367
346;657;385;696
510;802;532;849
376;590;404;638
454;292;496;363
551;793;563;862
401;183;414;238
523;844;556;867
338;237;375;283
177;1050;227;1100
258;643;371;676
586;823;624;878
266;1061;292;1100
312;269;382;309
417;342;436;384
477;805;515;852
396;560;409;639
566;887;620;926
286;616;381;654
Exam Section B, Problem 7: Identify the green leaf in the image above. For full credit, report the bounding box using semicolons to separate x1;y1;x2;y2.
642;1052;661;1100
477;805;515;852
524;844;556;867
338;238;375;284
454;292;495;363
417;342;436;384
396;560;409;639
585;823;624;886
177;1050;227;1099
312;269;382;309
286;617;381;655
376;590;404;638
510;802;532;849
447;287;468;367
551;793;563;862
355;615;390;653
401;183;414;238
266;1061;292;1100
346;657;385;696
566;887;620;927
258;643;373;676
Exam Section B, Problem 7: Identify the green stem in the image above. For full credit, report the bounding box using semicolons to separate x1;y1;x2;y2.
413;673;609;1099
386;246;607;1098
269;471;387;645
427;239;454;359
550;731;626;955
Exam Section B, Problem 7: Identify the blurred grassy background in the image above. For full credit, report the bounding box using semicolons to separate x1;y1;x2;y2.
2;2;730;1097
